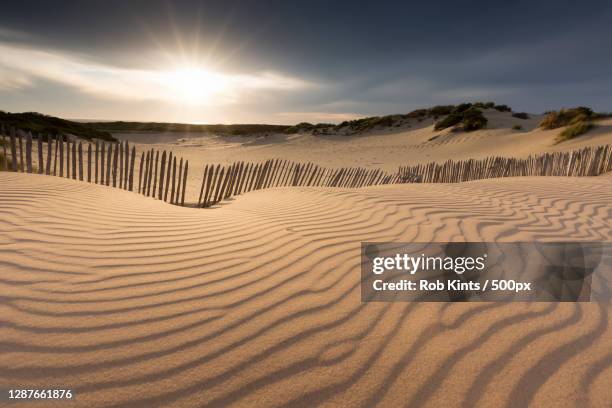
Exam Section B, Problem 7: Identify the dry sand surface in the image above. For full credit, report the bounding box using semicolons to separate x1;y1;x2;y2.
112;113;612;172
109;113;612;203
16;111;612;205
1;171;611;407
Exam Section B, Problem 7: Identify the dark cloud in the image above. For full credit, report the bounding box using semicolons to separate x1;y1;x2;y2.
1;0;611;119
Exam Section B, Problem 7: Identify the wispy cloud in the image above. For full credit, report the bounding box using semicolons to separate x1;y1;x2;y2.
0;42;311;106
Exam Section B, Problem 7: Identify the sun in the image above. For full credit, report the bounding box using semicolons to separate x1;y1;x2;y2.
158;66;229;106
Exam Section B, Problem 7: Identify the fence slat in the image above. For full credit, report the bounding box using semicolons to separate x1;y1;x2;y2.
9;129;17;172
25;132;33;173
159;151;167;200
37;134;43;174
181;160;188;206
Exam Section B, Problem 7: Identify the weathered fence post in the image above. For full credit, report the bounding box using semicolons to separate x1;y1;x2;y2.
95;141;99;183
119;141;124;189
46;135;52;175
164;152;173;201
25;132;33;173
78;142;84;181
18;131;24;172
37;134;43;174
198;164;208;206
170;157;177;204
158;151;166;201
72;141;77;179
129;146;136;191
100;142;105;184
175;158;183;204
152;150;159;197
87;144;92;182
58;135;64;177
203;164;218;207
124;141;130;188
138;151;145;194
66;139;71;179
105;143;112;186
112;143;119;187
181;160;188;206
9;128;17;172
145;149;152;196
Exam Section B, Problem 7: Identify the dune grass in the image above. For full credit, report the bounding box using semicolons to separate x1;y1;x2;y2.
1;111;116;142
556;121;595;143
434;106;488;131
540;107;598;143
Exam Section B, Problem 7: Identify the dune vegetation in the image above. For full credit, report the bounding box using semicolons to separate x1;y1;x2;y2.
0;111;116;142
539;107;600;143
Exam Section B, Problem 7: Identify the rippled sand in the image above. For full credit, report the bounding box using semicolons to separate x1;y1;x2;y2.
0;172;611;407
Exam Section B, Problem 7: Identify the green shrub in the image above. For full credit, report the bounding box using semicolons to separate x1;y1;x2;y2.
473;101;495;109
428;105;455;117
452;103;473;114
512;125;522;130
434;107;487;131
434;113;462;130
406;109;428;118
494;104;512;112
556;121;595;143
1;111;116;142
540;107;594;129
461;108;488;131
512;112;529;120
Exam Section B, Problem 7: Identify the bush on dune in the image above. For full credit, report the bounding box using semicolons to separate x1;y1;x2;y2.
494;104;511;112
461;108;488;131
540;107;597;143
557;121;595;143
434;107;488;132
1;111;116;142
473;101;496;109
539;107;593;129
512;112;530;120
406;108;428;118
428;105;455;118
452;103;473;114
434;114;463;130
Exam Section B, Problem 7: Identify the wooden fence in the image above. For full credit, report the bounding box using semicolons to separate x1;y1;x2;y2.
399;145;612;183
0;128;189;206
2;126;610;208
196;159;400;207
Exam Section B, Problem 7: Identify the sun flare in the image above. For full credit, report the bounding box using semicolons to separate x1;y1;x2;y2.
157;66;229;106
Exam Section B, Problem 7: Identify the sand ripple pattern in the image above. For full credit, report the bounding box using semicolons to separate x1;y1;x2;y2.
0;172;611;407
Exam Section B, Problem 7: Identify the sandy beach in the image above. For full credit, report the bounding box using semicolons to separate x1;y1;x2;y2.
1;169;611;407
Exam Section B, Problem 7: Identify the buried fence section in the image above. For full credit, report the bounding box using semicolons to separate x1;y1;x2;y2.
397;145;612;183
2;130;610;208
196;159;402;207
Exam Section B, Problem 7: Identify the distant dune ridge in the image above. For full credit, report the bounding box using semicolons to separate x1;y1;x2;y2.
0;172;611;407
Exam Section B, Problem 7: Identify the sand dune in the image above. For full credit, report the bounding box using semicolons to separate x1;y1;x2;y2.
1;172;611;407
113;114;612;175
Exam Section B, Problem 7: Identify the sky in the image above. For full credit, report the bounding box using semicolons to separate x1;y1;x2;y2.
1;0;611;124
